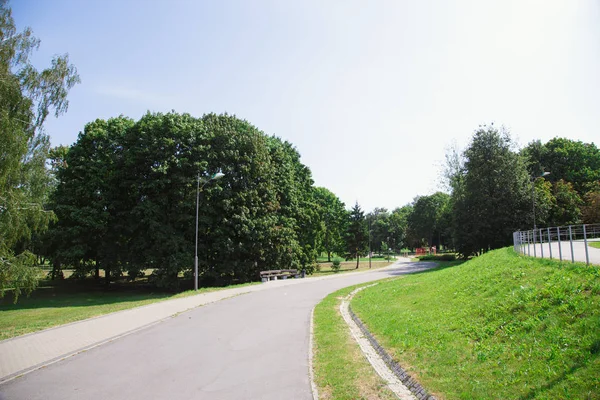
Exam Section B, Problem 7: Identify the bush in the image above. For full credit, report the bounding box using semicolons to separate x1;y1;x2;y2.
331;258;342;273
417;254;456;261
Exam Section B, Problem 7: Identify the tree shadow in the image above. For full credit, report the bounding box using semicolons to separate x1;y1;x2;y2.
0;279;173;311
519;347;598;400
376;260;466;277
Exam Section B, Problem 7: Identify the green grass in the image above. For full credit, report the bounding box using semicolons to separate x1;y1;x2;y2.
589;242;600;249
351;247;600;399
313;284;396;400
313;260;393;276
317;255;395;263
0;280;259;340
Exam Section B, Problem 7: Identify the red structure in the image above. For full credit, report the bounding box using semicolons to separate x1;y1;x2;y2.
416;247;428;255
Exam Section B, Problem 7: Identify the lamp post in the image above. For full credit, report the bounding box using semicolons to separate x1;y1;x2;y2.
195;170;225;291
531;171;550;257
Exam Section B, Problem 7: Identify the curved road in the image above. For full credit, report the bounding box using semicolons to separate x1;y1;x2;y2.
0;260;435;400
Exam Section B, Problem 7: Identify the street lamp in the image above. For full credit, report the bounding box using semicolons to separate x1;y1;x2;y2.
195;170;225;291
531;171;550;257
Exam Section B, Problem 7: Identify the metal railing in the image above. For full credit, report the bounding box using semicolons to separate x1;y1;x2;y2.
513;223;600;266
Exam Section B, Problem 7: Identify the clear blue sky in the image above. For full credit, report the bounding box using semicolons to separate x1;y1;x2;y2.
12;0;600;211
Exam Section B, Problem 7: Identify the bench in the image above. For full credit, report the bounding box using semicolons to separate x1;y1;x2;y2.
259;269;301;282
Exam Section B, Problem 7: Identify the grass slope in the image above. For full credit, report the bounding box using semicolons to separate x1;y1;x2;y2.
352;247;600;399
313;285;396;400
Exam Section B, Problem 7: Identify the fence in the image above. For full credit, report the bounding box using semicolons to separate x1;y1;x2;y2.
513;223;600;266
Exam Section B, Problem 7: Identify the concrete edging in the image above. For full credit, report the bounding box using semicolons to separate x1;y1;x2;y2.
347;302;437;400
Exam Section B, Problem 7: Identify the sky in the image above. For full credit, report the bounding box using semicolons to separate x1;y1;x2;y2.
12;0;600;212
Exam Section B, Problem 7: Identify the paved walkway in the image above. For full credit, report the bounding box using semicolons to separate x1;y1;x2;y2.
0;259;426;388
520;239;600;265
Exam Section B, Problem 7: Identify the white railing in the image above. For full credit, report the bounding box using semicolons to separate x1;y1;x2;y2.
513;223;600;266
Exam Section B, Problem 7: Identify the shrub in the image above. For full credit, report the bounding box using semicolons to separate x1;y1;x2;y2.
331;258;342;273
418;254;456;261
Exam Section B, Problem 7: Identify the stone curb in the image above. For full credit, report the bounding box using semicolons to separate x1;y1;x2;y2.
348;305;437;400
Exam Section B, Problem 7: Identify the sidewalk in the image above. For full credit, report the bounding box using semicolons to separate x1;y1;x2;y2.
0;262;403;383
524;239;600;265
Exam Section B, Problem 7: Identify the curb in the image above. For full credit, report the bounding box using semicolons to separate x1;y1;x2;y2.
348;305;437;400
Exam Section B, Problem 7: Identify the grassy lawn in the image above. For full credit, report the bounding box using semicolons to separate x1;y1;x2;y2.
313;284;397;400
350;247;600;399
0;279;259;341
313;260;393;276
317;255;395;263
589;241;600;249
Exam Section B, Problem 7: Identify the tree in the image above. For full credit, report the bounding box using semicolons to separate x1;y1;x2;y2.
582;190;600;224
47;112;324;287
313;187;346;261
531;178;554;228
407;192;450;248
388;205;412;251
450;125;531;257
346;203;368;268
0;1;79;300
550;180;582;226
366;208;390;255
522;138;600;195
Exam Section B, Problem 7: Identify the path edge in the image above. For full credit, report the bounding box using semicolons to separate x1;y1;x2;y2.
308;306;319;400
347;298;438;400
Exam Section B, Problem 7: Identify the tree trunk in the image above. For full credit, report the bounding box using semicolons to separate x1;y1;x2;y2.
356;254;359;269
105;265;110;286
95;258;100;280
327;251;331;262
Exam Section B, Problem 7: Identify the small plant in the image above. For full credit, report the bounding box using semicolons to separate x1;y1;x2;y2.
418;254;456;261
331;258;342;273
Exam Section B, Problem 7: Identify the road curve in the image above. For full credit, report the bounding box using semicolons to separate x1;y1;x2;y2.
0;260;435;400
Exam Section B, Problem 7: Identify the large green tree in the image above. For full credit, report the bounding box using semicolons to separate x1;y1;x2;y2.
313;187;346;261
0;1;79;300
582;190;600;224
450;125;531;257
407;192;451;249
346;202;368;268
550;180;583;226
522;138;600;195
388;205;412;251
47;112;322;288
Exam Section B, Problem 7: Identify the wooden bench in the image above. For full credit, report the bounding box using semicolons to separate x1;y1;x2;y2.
259;269;301;282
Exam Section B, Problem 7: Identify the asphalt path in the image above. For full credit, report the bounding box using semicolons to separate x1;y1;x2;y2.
520;239;600;265
0;260;436;400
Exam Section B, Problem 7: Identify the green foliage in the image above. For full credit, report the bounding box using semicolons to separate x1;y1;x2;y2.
331;257;342;272
550;179;583;226
46;112;321;287
532;177;554;227
314;187;347;261
450;125;531;256
417;253;456;261
345;202;368;267
407;192;451;248
388;205;412;251
582;190;600;223
521;138;600;227
0;1;79;300
352;247;600;399
523;138;600;195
